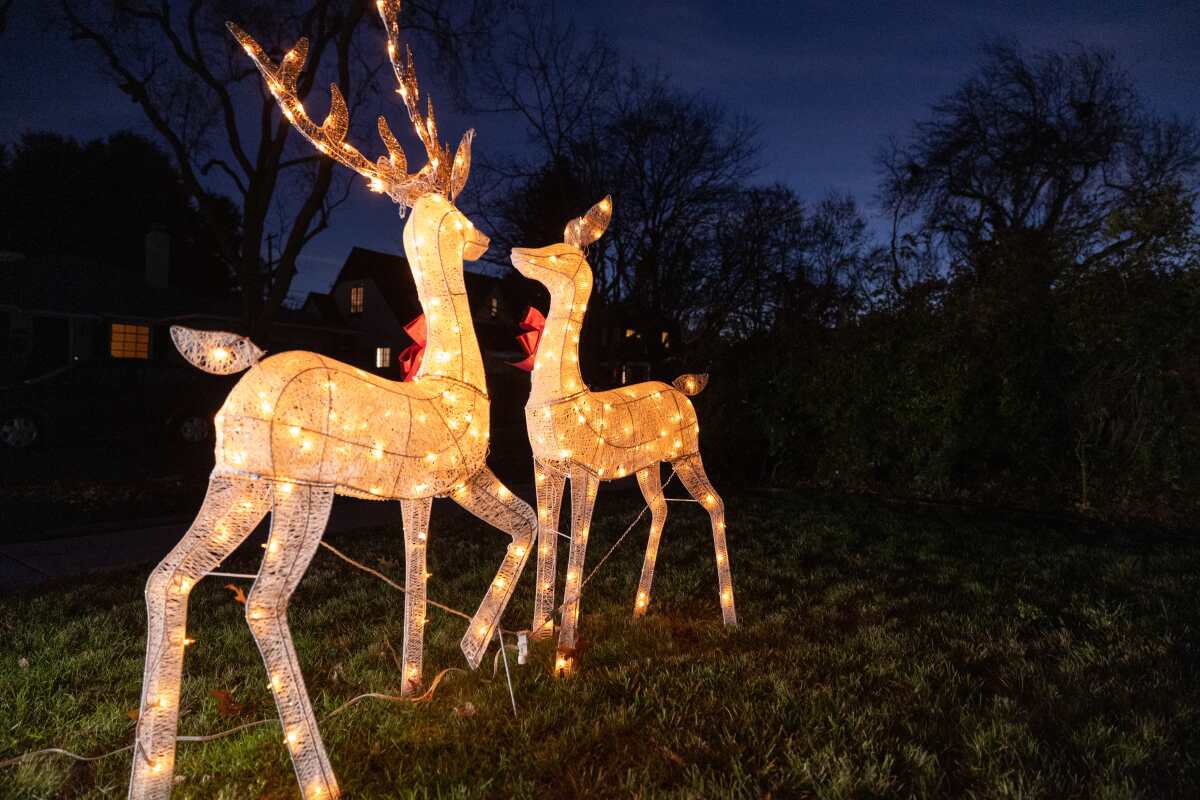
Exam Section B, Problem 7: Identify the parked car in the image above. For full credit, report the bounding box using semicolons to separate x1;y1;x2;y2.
0;358;235;449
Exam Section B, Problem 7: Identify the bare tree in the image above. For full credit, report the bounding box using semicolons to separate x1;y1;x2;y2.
473;3;757;332
61;0;495;333
0;0;14;35
881;40;1200;290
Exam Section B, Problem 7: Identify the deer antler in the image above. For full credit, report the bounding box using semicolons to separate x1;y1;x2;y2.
376;0;474;201
228;0;473;207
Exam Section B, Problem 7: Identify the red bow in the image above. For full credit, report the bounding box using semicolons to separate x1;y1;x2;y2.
398;313;426;381
510;306;545;372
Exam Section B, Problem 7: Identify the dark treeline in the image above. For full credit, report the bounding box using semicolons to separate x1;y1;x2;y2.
35;1;1199;523
479;14;1200;524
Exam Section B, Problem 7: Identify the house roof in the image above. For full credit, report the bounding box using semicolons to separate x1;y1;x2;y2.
302;291;342;325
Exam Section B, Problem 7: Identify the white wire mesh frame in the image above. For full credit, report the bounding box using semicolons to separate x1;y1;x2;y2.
131;194;536;800
511;202;736;667
128;464;533;800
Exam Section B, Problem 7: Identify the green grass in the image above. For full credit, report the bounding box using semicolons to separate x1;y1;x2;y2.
1;491;1198;798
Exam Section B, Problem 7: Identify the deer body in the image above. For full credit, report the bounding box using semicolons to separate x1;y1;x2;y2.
523;278;702;478
129;7;534;799
213;350;489;498
214;197;493;500
511;198;736;672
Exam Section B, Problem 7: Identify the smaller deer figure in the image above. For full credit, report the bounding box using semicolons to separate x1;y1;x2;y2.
510;197;736;671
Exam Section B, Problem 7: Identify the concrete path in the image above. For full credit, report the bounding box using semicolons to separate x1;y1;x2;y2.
0;500;402;591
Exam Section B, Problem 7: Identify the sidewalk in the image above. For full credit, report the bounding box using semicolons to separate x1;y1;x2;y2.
0;499;402;591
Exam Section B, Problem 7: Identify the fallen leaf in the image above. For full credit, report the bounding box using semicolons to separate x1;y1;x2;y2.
209;689;243;717
17;657;29;669
224;584;247;605
126;708;140;722
661;746;687;767
453;701;476;718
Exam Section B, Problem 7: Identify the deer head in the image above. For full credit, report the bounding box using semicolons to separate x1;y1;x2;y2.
228;0;479;218
510;196;611;291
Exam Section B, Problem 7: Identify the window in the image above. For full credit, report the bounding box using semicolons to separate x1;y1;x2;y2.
350;283;364;314
624;328;636;339
110;323;150;359
660;331;670;345
375;346;390;368
489;296;498;317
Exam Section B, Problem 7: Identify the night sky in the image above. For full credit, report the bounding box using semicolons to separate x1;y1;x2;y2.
2;1;1197;300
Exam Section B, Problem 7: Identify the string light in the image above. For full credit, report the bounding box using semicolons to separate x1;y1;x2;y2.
132;4;537;798
511;197;737;667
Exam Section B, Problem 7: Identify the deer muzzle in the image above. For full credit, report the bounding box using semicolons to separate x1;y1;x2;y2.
463;226;490;261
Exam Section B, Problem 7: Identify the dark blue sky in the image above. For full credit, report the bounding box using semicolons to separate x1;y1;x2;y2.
2;1;1197;299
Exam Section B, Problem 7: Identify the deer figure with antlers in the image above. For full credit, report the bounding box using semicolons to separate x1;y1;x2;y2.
510;197;737;673
128;4;535;798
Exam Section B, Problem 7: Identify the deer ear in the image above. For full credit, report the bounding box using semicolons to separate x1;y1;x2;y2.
448;129;473;201
564;195;612;248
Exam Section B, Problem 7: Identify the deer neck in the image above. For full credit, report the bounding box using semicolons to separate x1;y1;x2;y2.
529;278;589;407
402;214;486;395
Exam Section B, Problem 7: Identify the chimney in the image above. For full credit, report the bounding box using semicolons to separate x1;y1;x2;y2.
144;227;171;289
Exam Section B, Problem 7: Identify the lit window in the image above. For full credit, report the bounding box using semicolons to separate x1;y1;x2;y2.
111;323;150;359
660;331;670;345
350;284;364;314
489;296;498;317
624;328;635;339
375;346;390;368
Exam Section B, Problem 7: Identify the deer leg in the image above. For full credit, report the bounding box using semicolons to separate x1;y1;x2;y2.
633;464;668;617
675;454;736;626
245;482;339;800
129;474;270;800
399;496;432;696
556;466;599;672
451;467;536;669
530;460;566;640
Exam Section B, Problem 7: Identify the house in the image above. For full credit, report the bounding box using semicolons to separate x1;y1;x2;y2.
0;235;691;453
0;234;357;382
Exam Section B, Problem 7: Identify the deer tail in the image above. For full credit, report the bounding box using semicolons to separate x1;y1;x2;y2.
672;373;708;396
170;325;265;375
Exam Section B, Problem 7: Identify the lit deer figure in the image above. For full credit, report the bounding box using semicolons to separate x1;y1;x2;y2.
128;4;534;798
510;197;736;672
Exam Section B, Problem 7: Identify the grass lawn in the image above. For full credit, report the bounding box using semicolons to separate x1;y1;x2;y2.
1;490;1198;798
